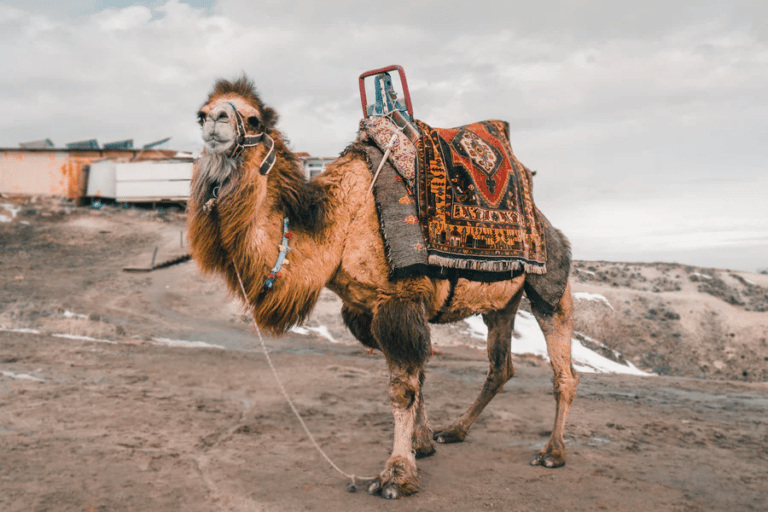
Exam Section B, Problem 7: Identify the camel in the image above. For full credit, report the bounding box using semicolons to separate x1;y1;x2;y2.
188;76;578;499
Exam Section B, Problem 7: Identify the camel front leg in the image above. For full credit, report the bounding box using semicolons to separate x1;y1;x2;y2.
366;365;422;498
367;297;431;499
530;281;578;468
341;303;434;459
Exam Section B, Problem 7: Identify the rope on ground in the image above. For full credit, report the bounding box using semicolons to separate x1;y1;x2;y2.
232;263;375;492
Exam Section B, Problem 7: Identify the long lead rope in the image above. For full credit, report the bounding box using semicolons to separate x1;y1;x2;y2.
232;263;375;492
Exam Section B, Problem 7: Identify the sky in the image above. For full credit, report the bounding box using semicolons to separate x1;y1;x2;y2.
1;0;766;271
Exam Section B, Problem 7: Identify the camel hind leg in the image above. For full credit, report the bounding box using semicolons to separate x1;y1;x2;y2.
529;281;578;468
433;287;524;444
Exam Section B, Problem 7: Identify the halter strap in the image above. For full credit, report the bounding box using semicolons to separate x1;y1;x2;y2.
227;102;276;175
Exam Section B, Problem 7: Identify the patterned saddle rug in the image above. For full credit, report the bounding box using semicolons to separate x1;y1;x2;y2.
414;119;547;274
355;116;548;274
343;135;570;311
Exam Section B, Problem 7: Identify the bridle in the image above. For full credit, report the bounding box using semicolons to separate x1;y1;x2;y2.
225;102;276;175
200;102;277;214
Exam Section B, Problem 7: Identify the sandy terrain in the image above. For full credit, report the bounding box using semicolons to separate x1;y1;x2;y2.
1;196;767;511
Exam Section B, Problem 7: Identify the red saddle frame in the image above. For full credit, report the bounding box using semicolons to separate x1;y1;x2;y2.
358;65;414;120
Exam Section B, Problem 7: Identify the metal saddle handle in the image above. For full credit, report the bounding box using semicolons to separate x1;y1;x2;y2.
358;65;414;120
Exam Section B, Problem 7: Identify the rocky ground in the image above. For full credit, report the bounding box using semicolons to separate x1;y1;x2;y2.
1;196;766;511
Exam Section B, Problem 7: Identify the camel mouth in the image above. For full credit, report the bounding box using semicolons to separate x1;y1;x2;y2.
201;103;239;155
205;136;237;154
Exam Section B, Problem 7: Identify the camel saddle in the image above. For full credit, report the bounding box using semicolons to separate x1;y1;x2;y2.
353;66;568;309
346;118;571;311
357;115;548;272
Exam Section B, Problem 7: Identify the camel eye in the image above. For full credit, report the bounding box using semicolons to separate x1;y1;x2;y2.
197;112;206;126
247;116;261;130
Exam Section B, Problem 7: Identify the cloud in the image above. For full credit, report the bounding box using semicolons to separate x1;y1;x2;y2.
0;1;247;149
3;0;766;154
0;0;766;270
95;5;152;31
0;4;24;24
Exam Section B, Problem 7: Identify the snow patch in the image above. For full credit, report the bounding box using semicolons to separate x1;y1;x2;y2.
63;310;88;320
571;338;650;375
691;272;712;280
573;292;614;309
152;337;225;350
3;326;222;351
0;327;41;334
52;334;116;344
1;371;45;383
0;203;20;223
290;325;338;343
465;311;550;358
464;311;653;376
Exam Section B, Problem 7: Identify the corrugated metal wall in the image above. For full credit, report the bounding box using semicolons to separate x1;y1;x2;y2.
0;151;76;196
0;150;175;199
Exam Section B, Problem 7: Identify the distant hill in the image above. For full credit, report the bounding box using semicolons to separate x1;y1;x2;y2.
568;261;768;382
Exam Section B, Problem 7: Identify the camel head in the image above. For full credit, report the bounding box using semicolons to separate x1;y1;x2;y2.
190;75;327;247
191;76;280;214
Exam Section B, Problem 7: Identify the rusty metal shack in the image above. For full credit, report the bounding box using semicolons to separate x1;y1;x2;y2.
0;146;180;201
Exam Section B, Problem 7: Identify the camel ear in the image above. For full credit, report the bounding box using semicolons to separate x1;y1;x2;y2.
262;106;278;130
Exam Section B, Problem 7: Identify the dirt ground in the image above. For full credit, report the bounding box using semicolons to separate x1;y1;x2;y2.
1;197;767;511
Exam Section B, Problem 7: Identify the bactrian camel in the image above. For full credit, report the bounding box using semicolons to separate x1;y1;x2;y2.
188;76;578;499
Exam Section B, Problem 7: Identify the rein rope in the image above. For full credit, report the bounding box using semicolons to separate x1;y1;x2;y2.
232;262;375;492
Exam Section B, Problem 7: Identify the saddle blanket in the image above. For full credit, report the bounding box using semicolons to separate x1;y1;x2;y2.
343;139;571;311
414;119;547;274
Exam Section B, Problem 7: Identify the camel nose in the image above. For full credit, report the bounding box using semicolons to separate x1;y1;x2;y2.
202;103;238;153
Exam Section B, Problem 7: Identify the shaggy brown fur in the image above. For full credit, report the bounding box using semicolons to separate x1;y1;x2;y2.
188;76;579;499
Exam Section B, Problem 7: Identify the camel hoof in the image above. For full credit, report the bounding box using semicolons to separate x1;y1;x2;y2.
366;481;400;500
367;455;418;499
433;426;467;444
530;452;565;468
415;443;436;459
383;486;399;500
